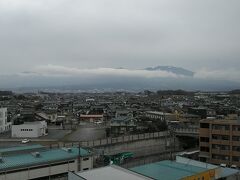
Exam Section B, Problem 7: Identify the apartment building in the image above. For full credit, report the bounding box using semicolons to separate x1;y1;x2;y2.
199;117;240;167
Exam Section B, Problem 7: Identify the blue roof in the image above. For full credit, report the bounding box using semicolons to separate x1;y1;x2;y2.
0;145;44;154
0;147;90;171
130;160;209;180
221;167;239;178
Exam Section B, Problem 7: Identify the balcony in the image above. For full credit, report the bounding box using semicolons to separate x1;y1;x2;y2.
211;149;230;155
232;151;240;156
210;159;230;166
200;142;209;147
232;131;240;136
211;139;230;145
232;141;240;146
211;129;230;135
199;151;210;158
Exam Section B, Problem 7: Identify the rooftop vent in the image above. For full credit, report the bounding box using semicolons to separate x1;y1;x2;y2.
62;147;72;153
220;164;227;168
32;152;41;158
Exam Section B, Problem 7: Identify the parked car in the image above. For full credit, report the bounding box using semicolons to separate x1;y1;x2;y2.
21;139;30;144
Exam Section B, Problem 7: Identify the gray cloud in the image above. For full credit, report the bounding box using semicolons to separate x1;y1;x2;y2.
16;64;240;83
0;0;240;80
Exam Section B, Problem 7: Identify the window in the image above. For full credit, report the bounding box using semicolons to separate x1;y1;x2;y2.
233;125;240;131
233;156;240;162
83;157;89;161
233;146;240;152
212;144;229;151
200;146;209;152
200;123;209;128
232;136;240;141
212;135;229;141
200;137;209;142
212;124;230;131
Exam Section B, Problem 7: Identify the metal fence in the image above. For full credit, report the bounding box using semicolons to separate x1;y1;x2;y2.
49;131;170;149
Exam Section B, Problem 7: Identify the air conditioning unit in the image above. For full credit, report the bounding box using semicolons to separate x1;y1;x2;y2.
32;152;40;158
62;148;72;153
220;164;227;168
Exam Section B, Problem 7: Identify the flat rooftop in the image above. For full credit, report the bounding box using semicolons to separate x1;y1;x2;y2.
131;160;209;180
74;165;152;180
0;144;44;154
0;147;90;172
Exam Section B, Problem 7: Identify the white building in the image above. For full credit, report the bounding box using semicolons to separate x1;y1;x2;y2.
12;121;47;138
0;108;11;133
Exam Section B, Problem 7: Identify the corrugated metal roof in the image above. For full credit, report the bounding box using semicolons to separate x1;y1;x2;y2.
0;147;90;171
131;160;208;180
0;145;44;154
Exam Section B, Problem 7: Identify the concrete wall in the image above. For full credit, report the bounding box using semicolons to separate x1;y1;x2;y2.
62;131;179;160
80;157;93;171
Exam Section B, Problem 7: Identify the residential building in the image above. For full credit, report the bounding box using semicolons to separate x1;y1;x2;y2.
80;114;104;123
0;108;11;133
11;121;47;138
145;111;176;122
199;117;240;167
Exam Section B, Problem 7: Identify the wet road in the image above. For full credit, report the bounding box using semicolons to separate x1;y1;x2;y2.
65;124;107;141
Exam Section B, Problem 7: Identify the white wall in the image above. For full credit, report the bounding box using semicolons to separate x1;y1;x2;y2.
80;157;93;171
0;108;11;133
11;121;47;138
0;160;78;180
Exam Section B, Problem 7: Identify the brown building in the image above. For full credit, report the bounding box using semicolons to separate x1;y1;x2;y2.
199;117;240;167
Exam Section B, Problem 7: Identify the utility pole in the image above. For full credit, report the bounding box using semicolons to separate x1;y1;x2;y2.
78;142;81;171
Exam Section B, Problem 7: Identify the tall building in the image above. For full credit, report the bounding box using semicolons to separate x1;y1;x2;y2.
0;108;11;133
199;117;240;167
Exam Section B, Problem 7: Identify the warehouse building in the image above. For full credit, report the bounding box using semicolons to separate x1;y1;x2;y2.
11;121;47;138
0;145;93;180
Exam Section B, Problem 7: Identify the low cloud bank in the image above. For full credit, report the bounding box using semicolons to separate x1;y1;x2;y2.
17;64;240;83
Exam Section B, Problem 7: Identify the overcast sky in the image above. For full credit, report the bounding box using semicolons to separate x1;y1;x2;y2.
0;0;240;79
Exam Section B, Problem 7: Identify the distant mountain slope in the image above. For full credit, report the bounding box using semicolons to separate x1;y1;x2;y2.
144;66;194;77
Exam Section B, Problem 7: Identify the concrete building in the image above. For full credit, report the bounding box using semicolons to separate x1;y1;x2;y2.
0;145;93;180
0;108;11;133
199;118;240;167
11;121;47;138
110;116;136;135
